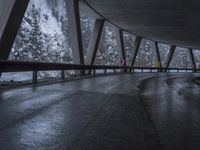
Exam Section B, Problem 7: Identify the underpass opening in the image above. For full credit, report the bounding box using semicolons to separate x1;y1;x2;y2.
123;31;136;66
80;12;95;62
3;0;72;83
193;50;200;69
134;39;157;68
94;24;120;67
169;47;192;72
158;43;171;68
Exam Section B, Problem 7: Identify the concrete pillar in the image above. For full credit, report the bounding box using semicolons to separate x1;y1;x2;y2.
66;0;84;66
165;45;176;72
32;71;38;84
0;0;29;60
154;41;162;72
115;29;127;72
61;70;65;79
189;48;197;72
86;19;104;66
129;36;142;72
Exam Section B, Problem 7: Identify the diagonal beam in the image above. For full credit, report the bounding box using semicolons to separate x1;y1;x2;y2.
165;45;176;72
115;29;127;72
129;36;142;72
189;48;197;72
154;41;162;72
85;19;104;74
86;19;104;65
66;0;84;66
0;0;30;60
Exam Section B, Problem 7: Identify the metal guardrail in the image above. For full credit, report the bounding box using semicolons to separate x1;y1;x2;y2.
0;61;198;72
0;61;199;84
0;60;129;72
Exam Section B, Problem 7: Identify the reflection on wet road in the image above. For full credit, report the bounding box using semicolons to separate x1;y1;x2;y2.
0;73;199;150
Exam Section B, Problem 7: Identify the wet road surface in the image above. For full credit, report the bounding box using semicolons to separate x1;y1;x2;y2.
0;73;199;150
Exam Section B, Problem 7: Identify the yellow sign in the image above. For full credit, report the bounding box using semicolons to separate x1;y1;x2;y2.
156;61;161;68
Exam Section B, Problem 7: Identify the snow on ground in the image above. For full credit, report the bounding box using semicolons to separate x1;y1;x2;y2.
0;72;32;82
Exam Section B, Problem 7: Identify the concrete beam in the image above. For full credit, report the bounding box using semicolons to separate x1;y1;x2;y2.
154;41;162;71
86;19;104;66
165;45;176;72
115;29;127;72
0;0;30;60
189;48;197;72
66;0;84;65
129;36;142;72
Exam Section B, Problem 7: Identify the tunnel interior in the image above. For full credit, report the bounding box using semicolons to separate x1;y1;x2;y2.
0;0;200;150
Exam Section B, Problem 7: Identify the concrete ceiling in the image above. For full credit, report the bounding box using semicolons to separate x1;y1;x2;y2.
84;0;200;49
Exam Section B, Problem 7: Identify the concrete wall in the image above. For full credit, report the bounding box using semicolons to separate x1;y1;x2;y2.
0;0;15;40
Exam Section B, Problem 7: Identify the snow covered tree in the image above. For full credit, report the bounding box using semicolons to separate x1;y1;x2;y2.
27;4;45;61
10;4;45;62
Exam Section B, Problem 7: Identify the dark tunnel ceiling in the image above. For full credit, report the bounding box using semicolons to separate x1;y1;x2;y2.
84;0;200;49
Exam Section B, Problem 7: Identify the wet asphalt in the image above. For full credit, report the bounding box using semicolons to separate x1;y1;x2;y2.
0;73;199;150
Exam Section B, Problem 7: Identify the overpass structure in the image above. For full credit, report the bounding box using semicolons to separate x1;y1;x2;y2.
0;0;200;150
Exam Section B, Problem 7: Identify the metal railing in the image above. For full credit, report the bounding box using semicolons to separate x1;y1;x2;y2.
0;61;199;84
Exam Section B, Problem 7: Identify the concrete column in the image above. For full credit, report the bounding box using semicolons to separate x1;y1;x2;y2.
0;0;29;60
86;19;105;66
115;29;127;72
66;0;84;66
129;36;142;72
32;71;38;84
61;70;65;79
154;41;162;71
165;45;176;72
189;48;197;72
